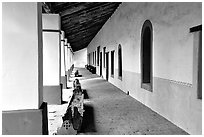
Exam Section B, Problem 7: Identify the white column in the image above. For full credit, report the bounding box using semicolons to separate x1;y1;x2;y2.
67;43;71;70
42;14;61;104
2;2;43;110
71;48;73;68
42;14;61;86
64;39;68;72
64;39;69;85
2;3;47;135
60;32;67;89
61;31;65;77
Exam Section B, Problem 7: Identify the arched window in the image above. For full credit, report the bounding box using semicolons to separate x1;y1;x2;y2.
118;44;122;79
141;20;153;91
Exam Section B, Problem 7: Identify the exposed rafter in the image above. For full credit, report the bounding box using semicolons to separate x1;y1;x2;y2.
44;2;121;52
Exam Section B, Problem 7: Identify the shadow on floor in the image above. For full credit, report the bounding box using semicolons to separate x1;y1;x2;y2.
67;86;72;89
75;75;82;77
80;104;97;133
78;75;98;81
61;100;68;104
83;89;89;99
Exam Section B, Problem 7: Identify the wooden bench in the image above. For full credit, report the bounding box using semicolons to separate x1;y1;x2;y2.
86;64;96;74
57;80;84;135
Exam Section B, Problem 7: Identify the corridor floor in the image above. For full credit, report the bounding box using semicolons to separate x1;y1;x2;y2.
49;67;188;135
70;67;188;135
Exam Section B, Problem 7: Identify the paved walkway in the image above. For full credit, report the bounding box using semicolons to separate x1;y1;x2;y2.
71;67;188;135
48;67;188;135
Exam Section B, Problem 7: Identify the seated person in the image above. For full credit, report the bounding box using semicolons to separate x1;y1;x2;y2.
74;70;79;77
73;85;83;95
73;79;81;89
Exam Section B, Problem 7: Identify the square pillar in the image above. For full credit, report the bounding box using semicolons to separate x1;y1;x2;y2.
42;14;62;104
2;2;47;134
60;31;66;89
64;39;69;83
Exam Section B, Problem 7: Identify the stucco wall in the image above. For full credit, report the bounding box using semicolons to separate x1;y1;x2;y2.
2;109;43;135
73;48;87;68
2;2;43;110
87;2;202;134
43;86;62;104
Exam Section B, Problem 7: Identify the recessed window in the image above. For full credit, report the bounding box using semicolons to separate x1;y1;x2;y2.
118;44;122;79
111;50;115;77
141;20;153;91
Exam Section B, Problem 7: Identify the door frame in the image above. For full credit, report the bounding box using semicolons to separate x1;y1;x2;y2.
106;52;109;81
100;52;102;76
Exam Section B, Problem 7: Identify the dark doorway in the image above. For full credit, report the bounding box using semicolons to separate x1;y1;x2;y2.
93;52;94;65
118;45;122;79
106;52;109;81
141;20;153;91
97;46;100;66
95;51;96;66
100;52;102;76
111;50;114;77
103;47;106;68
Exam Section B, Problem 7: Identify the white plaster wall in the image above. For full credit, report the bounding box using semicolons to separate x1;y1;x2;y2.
73;48;87;68
42;14;61;86
2;2;43;110
43;32;60;85
42;14;60;30
87;2;202;134
89;2;201;84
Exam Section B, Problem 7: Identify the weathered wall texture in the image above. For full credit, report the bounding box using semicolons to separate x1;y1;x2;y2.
87;2;202;134
43;86;62;104
73;48;87;68
2;109;43;135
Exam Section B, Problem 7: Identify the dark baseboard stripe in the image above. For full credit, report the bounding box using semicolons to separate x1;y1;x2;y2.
40;102;48;135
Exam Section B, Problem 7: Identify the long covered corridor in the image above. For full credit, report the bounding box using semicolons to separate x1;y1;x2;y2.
49;67;188;135
2;2;202;135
